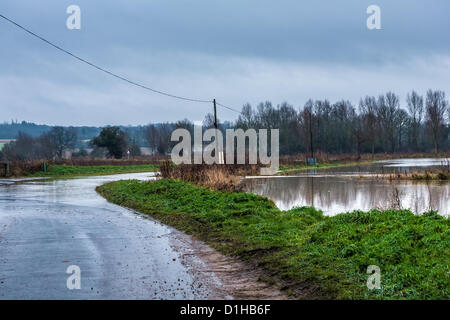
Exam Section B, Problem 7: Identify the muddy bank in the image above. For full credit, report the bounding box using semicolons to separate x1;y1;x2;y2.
169;227;287;300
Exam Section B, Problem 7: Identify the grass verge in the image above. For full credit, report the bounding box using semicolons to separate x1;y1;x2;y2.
96;179;449;299
279;163;342;172
25;164;158;178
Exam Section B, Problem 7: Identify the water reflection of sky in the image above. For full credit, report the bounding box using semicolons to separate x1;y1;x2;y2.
315;158;450;175
244;159;449;216
377;158;449;168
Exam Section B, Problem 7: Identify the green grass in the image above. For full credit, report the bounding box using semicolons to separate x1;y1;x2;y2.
279;163;340;172
410;171;449;181
96;179;449;299
278;161;373;173
26;164;158;178
0;143;5;151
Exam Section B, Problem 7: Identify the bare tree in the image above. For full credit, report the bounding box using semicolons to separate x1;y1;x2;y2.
406;91;424;151
425;90;448;154
314;100;331;156
385;92;400;153
1;132;34;160
359;96;378;157
300;100;315;156
47;126;77;159
377;93;400;152
203;113;216;129
332;100;354;154
175;118;193;131
145;124;159;154
278;102;297;154
351;113;365;160
156;123;173;155
236;103;254;130
395;109;410;151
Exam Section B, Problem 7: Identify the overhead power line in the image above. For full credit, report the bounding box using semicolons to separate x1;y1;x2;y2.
0;13;243;111
216;102;241;113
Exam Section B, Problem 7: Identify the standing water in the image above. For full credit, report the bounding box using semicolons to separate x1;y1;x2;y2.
243;158;449;216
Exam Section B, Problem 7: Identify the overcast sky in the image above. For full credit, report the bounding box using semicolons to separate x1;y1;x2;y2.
1;0;449;126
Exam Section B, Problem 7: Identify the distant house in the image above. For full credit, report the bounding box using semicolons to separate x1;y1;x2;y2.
140;147;156;156
63;147;155;159
63;148;93;159
0;139;16;151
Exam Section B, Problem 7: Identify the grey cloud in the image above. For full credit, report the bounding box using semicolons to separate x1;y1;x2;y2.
0;0;449;125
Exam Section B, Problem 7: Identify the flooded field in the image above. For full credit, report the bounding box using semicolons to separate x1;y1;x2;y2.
243;158;450;216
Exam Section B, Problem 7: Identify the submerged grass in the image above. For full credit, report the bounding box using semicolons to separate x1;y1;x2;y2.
97;179;449;299
386;171;450;181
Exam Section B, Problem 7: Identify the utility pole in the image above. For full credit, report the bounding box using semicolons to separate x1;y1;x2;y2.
213;99;218;131
213;99;222;164
309;109;313;158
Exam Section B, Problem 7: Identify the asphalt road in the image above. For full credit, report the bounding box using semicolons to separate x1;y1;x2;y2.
0;173;224;299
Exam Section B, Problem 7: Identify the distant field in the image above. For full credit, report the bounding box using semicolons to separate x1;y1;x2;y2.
0;139;15;152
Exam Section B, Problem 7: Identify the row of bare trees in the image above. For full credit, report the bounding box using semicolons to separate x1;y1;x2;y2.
143;90;449;156
359;90;448;155
0;126;145;161
1;127;77;160
2;90;448;160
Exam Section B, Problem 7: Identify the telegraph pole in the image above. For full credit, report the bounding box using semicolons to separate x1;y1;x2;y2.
309;109;313;158
213;99;218;130
213;99;222;164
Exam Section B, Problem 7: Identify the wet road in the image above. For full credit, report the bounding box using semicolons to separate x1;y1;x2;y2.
0;173;224;299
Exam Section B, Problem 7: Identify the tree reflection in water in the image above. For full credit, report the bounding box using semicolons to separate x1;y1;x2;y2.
243;176;449;216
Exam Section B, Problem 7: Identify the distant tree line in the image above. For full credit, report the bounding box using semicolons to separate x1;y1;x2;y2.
144;90;449;157
0;126;142;160
1;127;77;160
0;121;148;147
1;89;448;161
